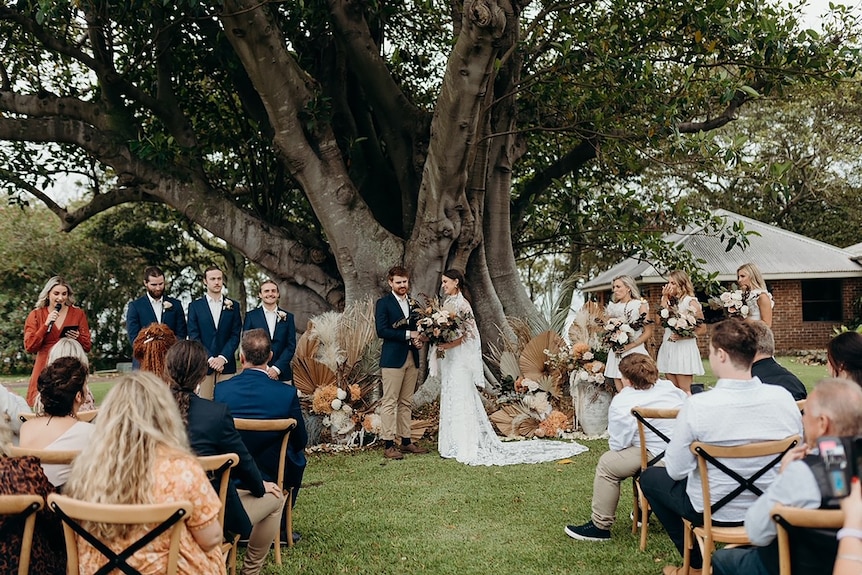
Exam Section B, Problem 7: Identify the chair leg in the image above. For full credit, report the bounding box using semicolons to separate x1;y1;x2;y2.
702;535;713;575
682;520;693;575
632;481;640;535
638;493;650;552
285;487;293;548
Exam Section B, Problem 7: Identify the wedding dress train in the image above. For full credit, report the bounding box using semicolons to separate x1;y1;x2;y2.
435;293;588;466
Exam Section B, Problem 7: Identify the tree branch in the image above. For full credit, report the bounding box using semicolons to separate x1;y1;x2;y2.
0;92;114;132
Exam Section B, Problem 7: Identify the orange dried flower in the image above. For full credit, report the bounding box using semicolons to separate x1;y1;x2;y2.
312;385;339;414
349;383;362;402
538;410;569;438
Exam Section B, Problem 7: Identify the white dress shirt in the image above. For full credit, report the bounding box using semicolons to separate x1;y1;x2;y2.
207;295;222;327
607;379;687;454
263;307;277;338
148;294;163;323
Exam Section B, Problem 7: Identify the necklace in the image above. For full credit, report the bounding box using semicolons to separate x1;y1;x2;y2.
45;412;78;425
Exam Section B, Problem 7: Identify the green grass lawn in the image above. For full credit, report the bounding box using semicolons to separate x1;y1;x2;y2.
694;356;827;392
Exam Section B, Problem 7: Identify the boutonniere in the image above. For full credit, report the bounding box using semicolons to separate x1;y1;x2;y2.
276;310;287;322
162;300;173;311
222;299;234;311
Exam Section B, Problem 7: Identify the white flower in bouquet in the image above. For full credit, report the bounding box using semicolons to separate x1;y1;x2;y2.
329;409;355;434
341;404;353;416
522;378;540;392
523;391;551;416
331;398;343;411
336;388;348;400
660;307;670;319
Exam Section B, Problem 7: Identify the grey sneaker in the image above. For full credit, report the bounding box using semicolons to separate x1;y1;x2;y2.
564;521;611;542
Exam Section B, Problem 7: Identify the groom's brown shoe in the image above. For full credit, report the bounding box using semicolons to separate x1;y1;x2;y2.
400;443;428;454
384;446;404;460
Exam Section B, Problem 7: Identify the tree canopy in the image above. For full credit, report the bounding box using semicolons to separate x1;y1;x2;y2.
1;0;859;347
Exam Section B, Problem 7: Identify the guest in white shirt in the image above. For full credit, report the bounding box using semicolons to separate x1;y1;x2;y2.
565;353;686;542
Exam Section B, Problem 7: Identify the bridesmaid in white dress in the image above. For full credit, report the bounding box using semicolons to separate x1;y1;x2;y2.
434;269;587;466
655;270;705;394
603;275;653;392
737;262;774;327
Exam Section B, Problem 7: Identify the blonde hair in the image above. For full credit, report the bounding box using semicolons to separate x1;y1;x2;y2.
668;270;695;298
612;275;641;302
737;263;767;291
64;372;191;539
35;276;74;309
47;338;89;369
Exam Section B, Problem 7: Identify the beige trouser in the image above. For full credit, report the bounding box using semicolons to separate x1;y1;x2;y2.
198;371;236;400
237;489;284;575
591;446;655;530
380;358;418;441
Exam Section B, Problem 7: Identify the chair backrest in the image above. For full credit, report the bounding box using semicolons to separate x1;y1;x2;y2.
233;418;296;491
48;493;193;575
795;399;806;414
631;407;680;471
196;453;239;528
771;504;843;575
0;494;44;575
6;445;81;465
691;435;801;525
19;410;98;423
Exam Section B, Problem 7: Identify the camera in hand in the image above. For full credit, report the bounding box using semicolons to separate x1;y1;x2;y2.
812;436;862;503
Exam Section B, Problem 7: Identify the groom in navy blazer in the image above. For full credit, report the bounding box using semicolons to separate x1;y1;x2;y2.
243;279;296;382
374;265;427;460
215;329;308;510
126;266;187;367
187;265;243;399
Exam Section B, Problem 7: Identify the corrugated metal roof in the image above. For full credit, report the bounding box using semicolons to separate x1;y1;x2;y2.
582;209;862;292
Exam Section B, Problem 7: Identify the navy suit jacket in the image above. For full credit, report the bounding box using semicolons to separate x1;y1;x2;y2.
126;295;188;346
186;395;264;538
187;297;242;375
243;307;296;381
214;368;308;491
375;292;420;368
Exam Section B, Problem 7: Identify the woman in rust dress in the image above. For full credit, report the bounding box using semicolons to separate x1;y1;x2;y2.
23;276;91;406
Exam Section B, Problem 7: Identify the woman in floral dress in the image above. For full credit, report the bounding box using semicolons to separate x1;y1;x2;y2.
603;275;654;392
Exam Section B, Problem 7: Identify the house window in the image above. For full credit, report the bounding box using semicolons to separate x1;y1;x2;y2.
801;279;843;322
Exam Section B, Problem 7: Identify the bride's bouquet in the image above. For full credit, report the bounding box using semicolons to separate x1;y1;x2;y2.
416;296;473;358
709;288;751;319
598;311;650;354
659;299;703;339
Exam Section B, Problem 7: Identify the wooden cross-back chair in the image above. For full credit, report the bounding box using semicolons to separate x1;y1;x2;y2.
197;453;240;575
630;406;680;551
0;494;44;575
6;445;81;465
233;417;297;565
771;504;843;575
48;493;192;575
682;435;801;575
19;410;98;423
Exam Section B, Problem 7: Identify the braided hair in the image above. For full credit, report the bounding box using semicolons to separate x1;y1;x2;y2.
132;323;178;378
164;340;209;426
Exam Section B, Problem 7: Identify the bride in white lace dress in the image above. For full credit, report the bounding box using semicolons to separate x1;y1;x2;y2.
434;269;588;466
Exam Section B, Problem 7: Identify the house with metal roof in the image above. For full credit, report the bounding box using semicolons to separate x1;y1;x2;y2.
582;209;862;353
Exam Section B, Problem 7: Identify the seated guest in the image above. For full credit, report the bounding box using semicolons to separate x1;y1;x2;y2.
31;338;96;413
64;372;223;574
166;340;283;575
565;354;686;541
0;420;65;574
750;321;807;400
827;331;862;386
640;319;802;575
132;322;178;377
713;378;862;575
19;357;94;487
215;329;307;543
835;477;862;575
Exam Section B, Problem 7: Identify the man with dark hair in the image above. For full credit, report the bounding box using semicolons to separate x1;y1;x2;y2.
243;280;296;382
750;320;807;400
374;265;427;460
187;265;242;398
126;266;187;368
713;378;862;575
640;319;802;575
215;329;308;544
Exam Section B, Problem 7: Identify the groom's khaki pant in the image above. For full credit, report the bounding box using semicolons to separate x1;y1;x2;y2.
380;358;418;441
591;446;658;530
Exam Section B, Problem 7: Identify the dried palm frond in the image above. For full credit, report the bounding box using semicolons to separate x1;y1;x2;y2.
498;350;521;381
567;301;605;344
536;374;562;399
410;419;432;441
337;298;376;368
293;329;319;361
507;317;533;355
292;357;336;395
489;404;528;438
519;330;565;381
309;311;343;371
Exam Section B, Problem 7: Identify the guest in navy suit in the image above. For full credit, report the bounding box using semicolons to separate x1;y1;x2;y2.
166;340;283;575
215;329;307;533
126;266;187;369
187;265;242;399
374;265;428;460
242;279;296;382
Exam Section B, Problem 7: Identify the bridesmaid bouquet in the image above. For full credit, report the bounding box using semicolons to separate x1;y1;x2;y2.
416;297;473;358
659;300;703;339
709;288;751;319
597;312;650;354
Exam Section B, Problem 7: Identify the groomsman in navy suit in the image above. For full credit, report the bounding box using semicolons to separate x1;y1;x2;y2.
374;265;428;460
243;279;296;382
187;265;243;399
126;266;187;368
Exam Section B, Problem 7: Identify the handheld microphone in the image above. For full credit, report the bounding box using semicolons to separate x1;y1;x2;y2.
46;302;62;333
